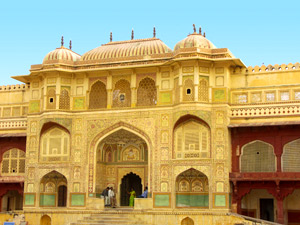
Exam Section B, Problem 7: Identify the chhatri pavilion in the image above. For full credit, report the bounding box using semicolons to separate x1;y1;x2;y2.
0;25;300;225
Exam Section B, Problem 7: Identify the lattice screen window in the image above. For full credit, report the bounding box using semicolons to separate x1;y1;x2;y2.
183;79;194;101
174;121;209;159
234;94;247;104
295;91;300;100
280;91;290;101
113;79;131;108
282;139;300;172
174;78;180;104
40;127;70;162
1;148;25;175
59;89;70;110
251;93;262;103
240;141;276;172
266;92;275;102
198;79;208;102
89;81;107;109
47;89;56;109
137;77;157;106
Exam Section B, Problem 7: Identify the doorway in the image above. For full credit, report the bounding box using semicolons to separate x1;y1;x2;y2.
41;215;51;225
260;198;274;222
58;185;67;207
120;172;142;206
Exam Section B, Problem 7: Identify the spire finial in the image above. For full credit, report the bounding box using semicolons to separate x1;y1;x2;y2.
110;32;112;42
199;27;202;35
69;40;72;50
193;24;196;33
203;32;206;38
61;36;64;47
153;26;156;38
131;28;134;40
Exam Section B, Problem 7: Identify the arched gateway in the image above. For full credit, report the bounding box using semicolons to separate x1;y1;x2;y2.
95;128;149;206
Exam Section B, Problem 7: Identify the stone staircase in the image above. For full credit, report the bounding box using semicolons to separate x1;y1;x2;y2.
70;208;148;225
70;213;130;225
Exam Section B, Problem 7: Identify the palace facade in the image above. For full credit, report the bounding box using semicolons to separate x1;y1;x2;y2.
0;27;299;224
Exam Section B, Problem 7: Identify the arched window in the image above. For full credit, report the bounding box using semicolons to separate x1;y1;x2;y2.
137;77;157;106
40;127;70;162
113;79;131;108
198;79;208;102
183;79;194;101
89;81;107;109
59;89;70;110
174;120;210;159
176;168;208;208
282;139;300;172
240;141;276;172
40;171;67;207
47;89;56;110
1;148;25;175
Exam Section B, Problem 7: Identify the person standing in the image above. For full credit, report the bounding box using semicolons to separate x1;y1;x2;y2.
102;187;110;206
128;187;136;207
109;187;116;208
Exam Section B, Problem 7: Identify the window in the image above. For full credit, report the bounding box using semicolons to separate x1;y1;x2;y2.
241;141;275;172
1;149;25;175
174;120;210;159
40;127;70;162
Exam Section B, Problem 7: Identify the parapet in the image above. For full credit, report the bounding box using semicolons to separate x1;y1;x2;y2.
247;62;300;73
0;84;30;91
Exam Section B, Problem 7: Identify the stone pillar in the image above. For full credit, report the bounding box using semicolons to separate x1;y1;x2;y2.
276;198;284;224
179;67;183;102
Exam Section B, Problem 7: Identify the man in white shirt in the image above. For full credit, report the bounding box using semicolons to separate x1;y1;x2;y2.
109;187;116;208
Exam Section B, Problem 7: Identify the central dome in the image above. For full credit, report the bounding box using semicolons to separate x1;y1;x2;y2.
81;38;172;62
174;33;216;51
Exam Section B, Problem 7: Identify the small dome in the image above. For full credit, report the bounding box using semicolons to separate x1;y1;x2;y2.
81;38;172;62
174;33;216;51
43;46;81;64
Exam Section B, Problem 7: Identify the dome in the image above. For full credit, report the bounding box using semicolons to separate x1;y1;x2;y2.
81;38;172;62
174;33;216;51
43;46;81;64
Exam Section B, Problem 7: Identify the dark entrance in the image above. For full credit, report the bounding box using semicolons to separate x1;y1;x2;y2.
120;172;142;206
260;198;274;222
58;185;67;207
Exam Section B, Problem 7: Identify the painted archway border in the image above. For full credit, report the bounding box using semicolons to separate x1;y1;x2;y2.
88;121;153;193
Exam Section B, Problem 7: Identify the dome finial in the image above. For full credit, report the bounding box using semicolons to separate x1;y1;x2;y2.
110;32;113;42
199;27;202;35
69;40;72;50
203;32;206;38
153;26;156;38
131;28;134;40
193;24;196;33
61;36;64;47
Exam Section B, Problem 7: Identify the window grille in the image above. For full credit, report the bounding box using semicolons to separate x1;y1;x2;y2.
89;81;107;109
137;78;157;106
1;149;25;175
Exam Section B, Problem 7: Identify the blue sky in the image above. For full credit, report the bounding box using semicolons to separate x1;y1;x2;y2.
0;0;300;85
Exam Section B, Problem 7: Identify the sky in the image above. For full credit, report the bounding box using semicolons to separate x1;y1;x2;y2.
0;0;300;85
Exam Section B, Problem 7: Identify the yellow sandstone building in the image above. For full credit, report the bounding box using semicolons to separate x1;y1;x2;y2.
0;26;300;225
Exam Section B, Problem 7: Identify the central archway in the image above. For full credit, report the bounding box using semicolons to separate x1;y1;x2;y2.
120;172;142;206
94;127;149;206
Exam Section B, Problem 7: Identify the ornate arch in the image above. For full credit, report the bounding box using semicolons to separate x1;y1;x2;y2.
88;121;152;193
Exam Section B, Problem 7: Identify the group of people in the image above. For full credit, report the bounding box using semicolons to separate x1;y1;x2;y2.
102;186;148;207
102;186;116;208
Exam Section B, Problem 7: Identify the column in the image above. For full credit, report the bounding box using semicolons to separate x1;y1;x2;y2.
131;71;137;107
276;198;284;224
179;67;183;102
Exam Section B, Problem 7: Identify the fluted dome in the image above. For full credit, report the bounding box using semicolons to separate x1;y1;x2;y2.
81;38;172;62
43;46;81;64
174;33;216;51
